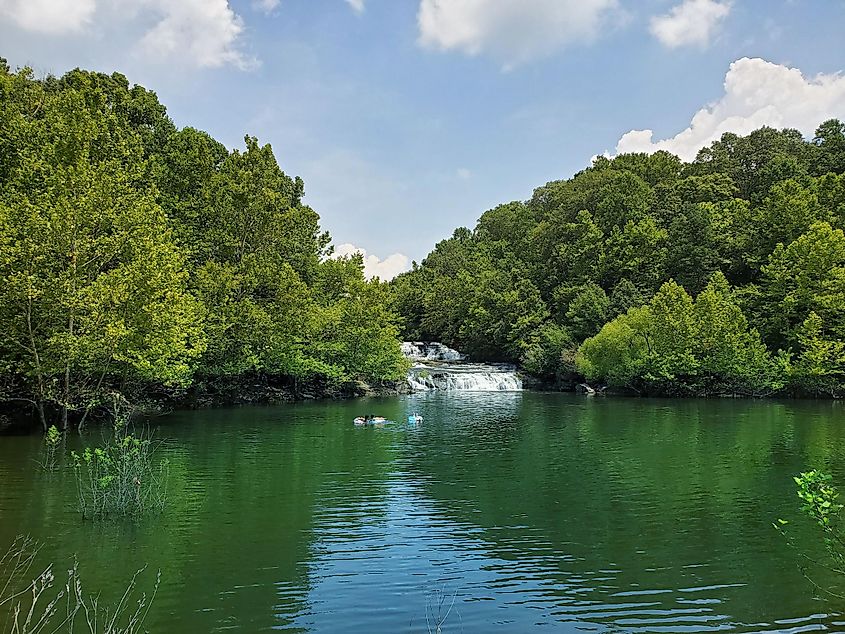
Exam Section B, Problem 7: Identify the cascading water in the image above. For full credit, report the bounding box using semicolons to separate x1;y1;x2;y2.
403;342;522;392
401;342;466;362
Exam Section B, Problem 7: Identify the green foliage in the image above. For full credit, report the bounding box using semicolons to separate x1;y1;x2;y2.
777;471;845;601
795;470;843;529
576;306;651;389
41;425;61;472
790;312;845;396
577;275;779;395
394;117;845;396
562;283;610;342
0;65;408;429
71;422;168;520
520;322;575;385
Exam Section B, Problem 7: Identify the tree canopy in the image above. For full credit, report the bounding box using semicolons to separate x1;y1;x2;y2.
0;65;407;430
393;120;845;397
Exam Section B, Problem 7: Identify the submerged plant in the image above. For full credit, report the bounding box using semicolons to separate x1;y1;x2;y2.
71;418;168;520
0;536;159;634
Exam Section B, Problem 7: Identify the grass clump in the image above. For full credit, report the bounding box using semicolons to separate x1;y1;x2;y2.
71;417;168;520
0;536;159;634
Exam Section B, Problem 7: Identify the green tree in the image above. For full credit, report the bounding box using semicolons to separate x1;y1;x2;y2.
562;283;610;342
812;119;845;177
790;312;845;396
759;222;845;350
577;306;652;389
692;273;780;394
0;81;203;430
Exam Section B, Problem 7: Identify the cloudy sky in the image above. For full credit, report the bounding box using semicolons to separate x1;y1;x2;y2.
1;0;844;279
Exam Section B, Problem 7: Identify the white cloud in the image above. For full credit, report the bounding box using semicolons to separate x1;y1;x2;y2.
417;0;622;67
253;0;279;13
456;167;472;180
333;243;410;280
615;57;845;161
649;0;731;48
345;0;364;14
138;0;255;70
0;0;253;69
0;0;96;33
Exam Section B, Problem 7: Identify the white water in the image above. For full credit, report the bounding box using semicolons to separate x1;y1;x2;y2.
402;342;522;392
401;341;465;362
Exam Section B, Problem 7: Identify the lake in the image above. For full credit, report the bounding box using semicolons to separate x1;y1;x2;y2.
1;392;844;632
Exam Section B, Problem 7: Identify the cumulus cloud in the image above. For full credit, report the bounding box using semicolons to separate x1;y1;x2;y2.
0;0;96;33
417;0;622;67
333;243;410;281
615;57;845;161
345;0;365;14
649;0;731;48
0;0;253;69
138;0;255;69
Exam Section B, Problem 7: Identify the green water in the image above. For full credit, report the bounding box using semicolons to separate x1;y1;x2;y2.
1;392;845;632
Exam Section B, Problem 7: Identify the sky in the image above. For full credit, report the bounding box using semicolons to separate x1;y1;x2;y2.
1;0;844;279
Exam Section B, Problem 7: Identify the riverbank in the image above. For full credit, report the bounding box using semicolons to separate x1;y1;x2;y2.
0;373;410;435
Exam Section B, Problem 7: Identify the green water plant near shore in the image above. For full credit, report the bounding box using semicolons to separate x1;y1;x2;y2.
38;426;61;472
71;417;168;519
777;470;845;601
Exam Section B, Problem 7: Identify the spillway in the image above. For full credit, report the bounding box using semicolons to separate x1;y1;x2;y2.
402;342;522;392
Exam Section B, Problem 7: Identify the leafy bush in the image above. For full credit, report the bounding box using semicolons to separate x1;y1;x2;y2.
71;420;168;520
39;426;62;472
776;471;845;600
577;275;781;395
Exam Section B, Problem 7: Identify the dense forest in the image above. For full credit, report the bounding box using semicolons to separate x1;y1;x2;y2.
0;61;408;432
392;118;845;397
4;61;845;434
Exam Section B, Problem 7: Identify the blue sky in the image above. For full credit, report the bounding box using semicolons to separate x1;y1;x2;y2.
2;0;844;277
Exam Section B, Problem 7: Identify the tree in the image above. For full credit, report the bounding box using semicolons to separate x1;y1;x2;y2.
0;83;203;430
562;283;610;342
577;306;652;389
759;222;845;350
521;323;574;386
692;272;780;394
790;312;845;396
812;119;845;176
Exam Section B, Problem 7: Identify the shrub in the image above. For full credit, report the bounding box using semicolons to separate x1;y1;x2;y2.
71;419;168;520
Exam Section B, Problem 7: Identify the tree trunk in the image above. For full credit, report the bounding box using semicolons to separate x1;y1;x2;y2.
36;400;47;433
26;290;49;433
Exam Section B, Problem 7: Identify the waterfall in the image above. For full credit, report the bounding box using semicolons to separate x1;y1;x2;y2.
401;341;465;362
402;342;522;392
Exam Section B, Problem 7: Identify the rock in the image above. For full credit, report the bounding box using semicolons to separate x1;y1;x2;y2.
576;383;596;395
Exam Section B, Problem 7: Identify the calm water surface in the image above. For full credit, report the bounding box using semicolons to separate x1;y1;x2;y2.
2;393;845;632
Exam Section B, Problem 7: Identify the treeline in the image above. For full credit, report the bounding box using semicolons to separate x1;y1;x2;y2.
0;61;408;431
392;120;845;397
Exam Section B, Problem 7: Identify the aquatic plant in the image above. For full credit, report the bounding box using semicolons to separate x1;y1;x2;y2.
71;418;168;520
38;426;61;472
0;535;159;634
423;588;460;634
776;470;845;600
